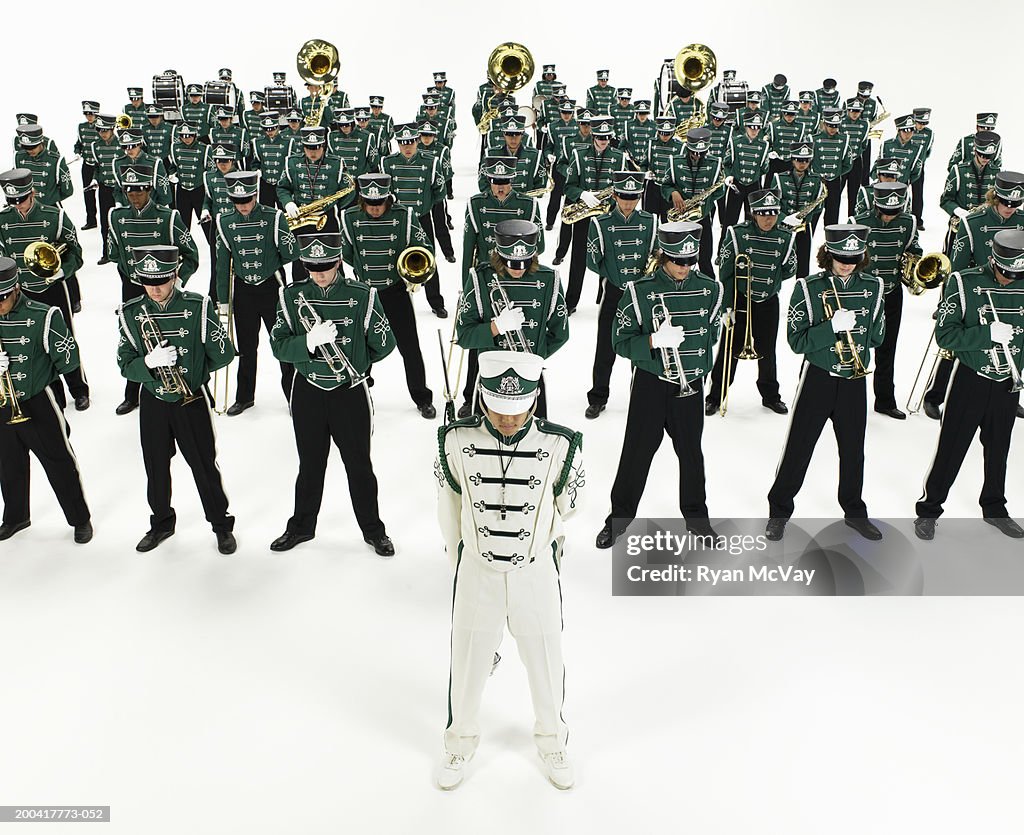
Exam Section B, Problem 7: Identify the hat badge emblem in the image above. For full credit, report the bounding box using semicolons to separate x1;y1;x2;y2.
367;185;381;198
18;117;28;125
125;171;138;183
681;241;696;254
4;184;17;195
511;244;528;258
498;375;524;395
885;194;900;205
1010;189;1023;199
625;180;638;191
309;243;325;258
843;237;860;251
1012;256;1024;269
765;194;776;205
495;164;507;175
232;184;246;195
142;256;159;273
215;146;225;156
986;116;995;125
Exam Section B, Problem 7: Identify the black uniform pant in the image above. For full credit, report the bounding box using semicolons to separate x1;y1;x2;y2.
81;162;97;226
378;282;432;407
767;363;869;520
722;180;759;228
860;143;872;186
285;376;385;539
696;214;716;279
844;158;865;218
606;368;709;533
795;217;819;278
564;216;592;312
232;273;293;404
916;364;1019;519
119;269;144;405
175;184;204;232
911;174;925;224
419;210;446;311
461;349;479;409
22;283;89;401
203;217;219;302
872;286;904;410
547;170;566;227
643;181;669;222
0;389;90;527
430;202;455;260
258;180;280;209
766;156;789;187
924;356;954;406
587;282;624;406
98;184;115;258
823;177;843;227
139;389;233;535
707;295;781;407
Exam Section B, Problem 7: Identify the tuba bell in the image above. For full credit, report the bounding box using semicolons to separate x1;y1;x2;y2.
476;42;535;134
673;44;717;93
900;252;950;296
397;246;436;293
24;240;67;282
296;39;340;126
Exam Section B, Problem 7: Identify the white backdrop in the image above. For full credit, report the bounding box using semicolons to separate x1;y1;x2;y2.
1;1;1023;832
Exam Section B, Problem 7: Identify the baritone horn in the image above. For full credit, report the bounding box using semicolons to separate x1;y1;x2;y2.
296;39;340;126
900;251;950;296
23;240;68;282
397;245;436;293
115;113;133;131
476;42;535;134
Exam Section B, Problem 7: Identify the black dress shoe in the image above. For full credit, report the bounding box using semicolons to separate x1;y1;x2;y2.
1017;404;1024;419
0;519;31;541
923;402;941;421
457;402;472;419
433;307;449;319
552;255;564;266
418;403;437;419
115;400;138;416
96;255;110;265
844;517;883;540
704;399;718;416
595;523;618;550
584;403;606;420
763;399;788;415
686;520;718;538
136;529;174;552
567;306;577;316
914;517;935;540
874;405;907;420
82;221;98;230
74;395;91;411
72;302;82;314
226;400;254;416
985;517;1024;538
545;223;554;231
216;531;237;554
364;534;395;557
445;254;457;264
74;521;93;544
446;219;454;231
765;518;787;541
270;531;314;552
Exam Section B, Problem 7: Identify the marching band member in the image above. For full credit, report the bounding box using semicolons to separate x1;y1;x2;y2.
269;232;395;556
812;108;852;227
15;126;73;208
123;87;146;124
761;73;790;120
852;182;922;420
722;111;769;228
771;140;826;278
327;108;379;180
939;130;1001;253
0;256;92;544
852;81;884;181
551;109;595;261
416;120;457;263
200;142;241;300
703;101;734;226
457;219;567;418
113;129;171;208
339;173;436;419
543;98;579;231
795;90;820;136
879;115;925;203
116;245;236;555
476;114;546;196
706;189;796;416
74;101;100;229
852;157;905;218
637;115;682;225
435;348;584;791
0;168;89;411
142;105;173;165
214;171;297;416
367;96;395;155
586;69;615;115
841;98;870;216
610;87;633;146
624;99;655;167
251;113;290;209
208;107;250;168
909;108;934;227
766;225;886;542
764;100;806;186
948;113;1002;171
661;127;725;277
914;229;1024;540
814;77;840;112
168;123;210;231
87;114;120;265
242;91;266;138
584;171;657;419
596;221;723;549
182;84;212;141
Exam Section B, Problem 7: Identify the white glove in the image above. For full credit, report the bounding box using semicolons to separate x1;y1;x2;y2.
115;202;125;209
305;320;337;352
217;303;229;318
724;175;738;193
953;206;970;220
493;306;526;335
720;308;735;328
285;201;300;219
87;179;98;189
830;308;857;333
580;190;601;209
990;321;1014;345
546;153;557;164
644;170;656;181
168;174;179;184
651;321;686;349
144;342;178;369
783;212;801;227
0;351;8;374
199;209;211;223
768;151;779;160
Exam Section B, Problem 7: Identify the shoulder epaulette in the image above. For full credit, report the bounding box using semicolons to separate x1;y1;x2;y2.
437;416;483;494
536;418;579;443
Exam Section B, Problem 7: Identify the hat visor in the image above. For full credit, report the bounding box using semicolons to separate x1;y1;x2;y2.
136;271;175;285
829;251;864;264
480;389;538;416
301;257;340;270
229;193;256;202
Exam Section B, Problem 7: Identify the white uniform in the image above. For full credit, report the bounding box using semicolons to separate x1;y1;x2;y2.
436;414;584;758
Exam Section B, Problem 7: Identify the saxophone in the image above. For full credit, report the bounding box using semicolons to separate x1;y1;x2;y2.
780;183;829;234
287;173;357;232
561;184;616;225
666;173;727;222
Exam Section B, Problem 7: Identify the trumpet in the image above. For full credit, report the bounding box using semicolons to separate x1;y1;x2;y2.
397;245;436;293
900;251;950;296
0;334;31;425
287;175;356;232
651;294;697;398
294;291;363;384
562;185;615;225
137;307;201;404
982;289;1023;393
780;184;829;234
822;277;871;379
719;253;760;417
905;324;954;415
212;258;236;415
488;277;529;352
666;174;727;222
296;39;340;127
23;240;68;283
476;42;535;134
866;107;891;141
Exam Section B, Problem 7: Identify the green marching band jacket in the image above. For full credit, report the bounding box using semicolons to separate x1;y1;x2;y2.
117;288;235;402
14;148;73;206
214;203;297;302
107;201;199;287
851;210;922;294
718;219;797;304
462;192;543;281
586;207;659;289
0;294;80;401
168;141;212;192
0;202;83;295
950;205;1024;272
770;170;826;226
339;203;431;289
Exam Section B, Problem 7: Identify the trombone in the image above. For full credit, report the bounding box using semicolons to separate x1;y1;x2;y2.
296;39;339;127
397;245;436;293
212;258;236;415
488;277;529;352
476;42;535;134
0;334;31;425
24;240;68;284
719;253;761;416
294;291;363;384
906;324;953;415
137;308;201;404
651;293;697;398
822;277;871;379
982;289;1024;393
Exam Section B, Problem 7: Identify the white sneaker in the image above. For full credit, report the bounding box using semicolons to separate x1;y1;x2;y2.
540;750;575;789
435;751;469;790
